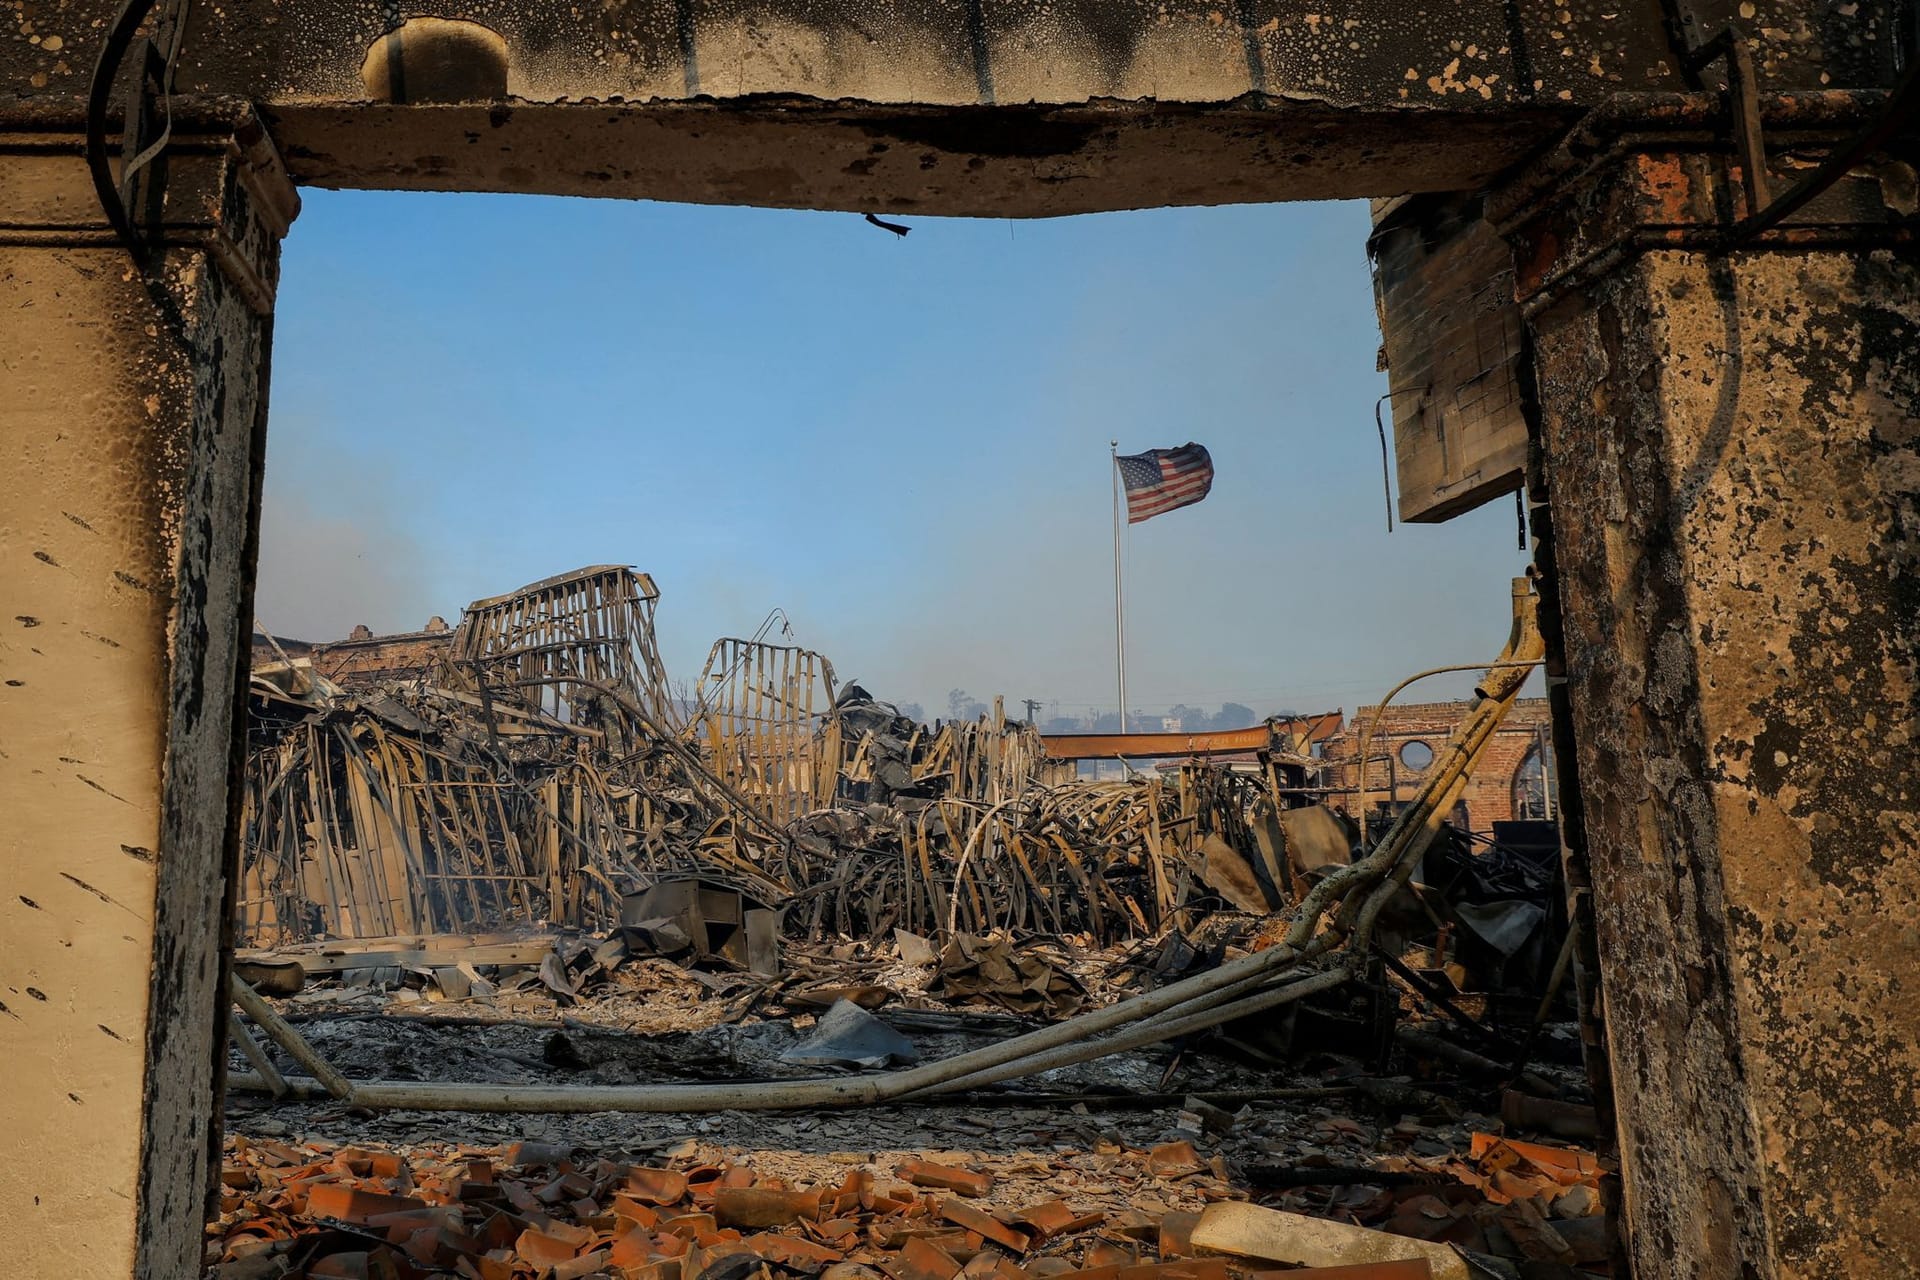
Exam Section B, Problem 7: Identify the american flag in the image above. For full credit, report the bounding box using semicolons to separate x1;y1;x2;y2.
1116;443;1214;524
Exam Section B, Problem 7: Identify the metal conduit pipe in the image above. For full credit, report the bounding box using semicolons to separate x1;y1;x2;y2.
1282;578;1541;958
1353;589;1537;859
1346;703;1501;935
1351;658;1542;831
905;967;1357;1098
910;969;1329;1100
1121;967;1304;1033
1347;581;1543;946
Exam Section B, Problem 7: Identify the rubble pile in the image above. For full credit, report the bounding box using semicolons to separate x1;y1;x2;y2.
241;565;1302;952
210;1126;1610;1280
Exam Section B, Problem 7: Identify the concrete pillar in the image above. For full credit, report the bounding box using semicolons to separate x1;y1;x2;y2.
1496;118;1920;1278
0;111;297;1276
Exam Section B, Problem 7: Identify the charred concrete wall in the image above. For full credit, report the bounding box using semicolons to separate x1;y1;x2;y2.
1512;156;1920;1275
0;120;295;1277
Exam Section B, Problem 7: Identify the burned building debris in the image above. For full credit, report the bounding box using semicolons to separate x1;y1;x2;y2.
205;570;1616;1278
236;564;1340;952
236;564;1580;1061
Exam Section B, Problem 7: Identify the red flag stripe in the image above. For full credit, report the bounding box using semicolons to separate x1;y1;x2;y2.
1130;478;1211;512
1129;476;1211;506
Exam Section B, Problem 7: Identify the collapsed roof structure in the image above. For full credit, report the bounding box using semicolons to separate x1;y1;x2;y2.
240;565;1322;950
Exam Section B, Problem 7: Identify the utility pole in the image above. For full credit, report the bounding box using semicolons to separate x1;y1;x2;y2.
1021;698;1042;722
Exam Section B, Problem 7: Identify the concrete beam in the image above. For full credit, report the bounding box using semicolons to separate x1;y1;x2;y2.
257;97;1573;212
4;2;1910;211
0;116;296;1276
1497;123;1920;1278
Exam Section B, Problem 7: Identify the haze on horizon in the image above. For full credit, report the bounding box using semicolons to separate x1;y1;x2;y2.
256;191;1534;724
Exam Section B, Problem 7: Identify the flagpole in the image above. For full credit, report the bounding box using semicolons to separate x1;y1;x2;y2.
1110;441;1128;736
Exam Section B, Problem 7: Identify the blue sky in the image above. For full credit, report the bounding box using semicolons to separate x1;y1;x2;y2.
257;191;1533;722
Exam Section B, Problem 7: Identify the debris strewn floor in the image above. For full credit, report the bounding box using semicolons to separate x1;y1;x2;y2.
221;925;1606;1279
213;1108;1608;1279
220;570;1604;1278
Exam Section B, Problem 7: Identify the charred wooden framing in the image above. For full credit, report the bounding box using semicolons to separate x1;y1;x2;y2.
239;566;1317;951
